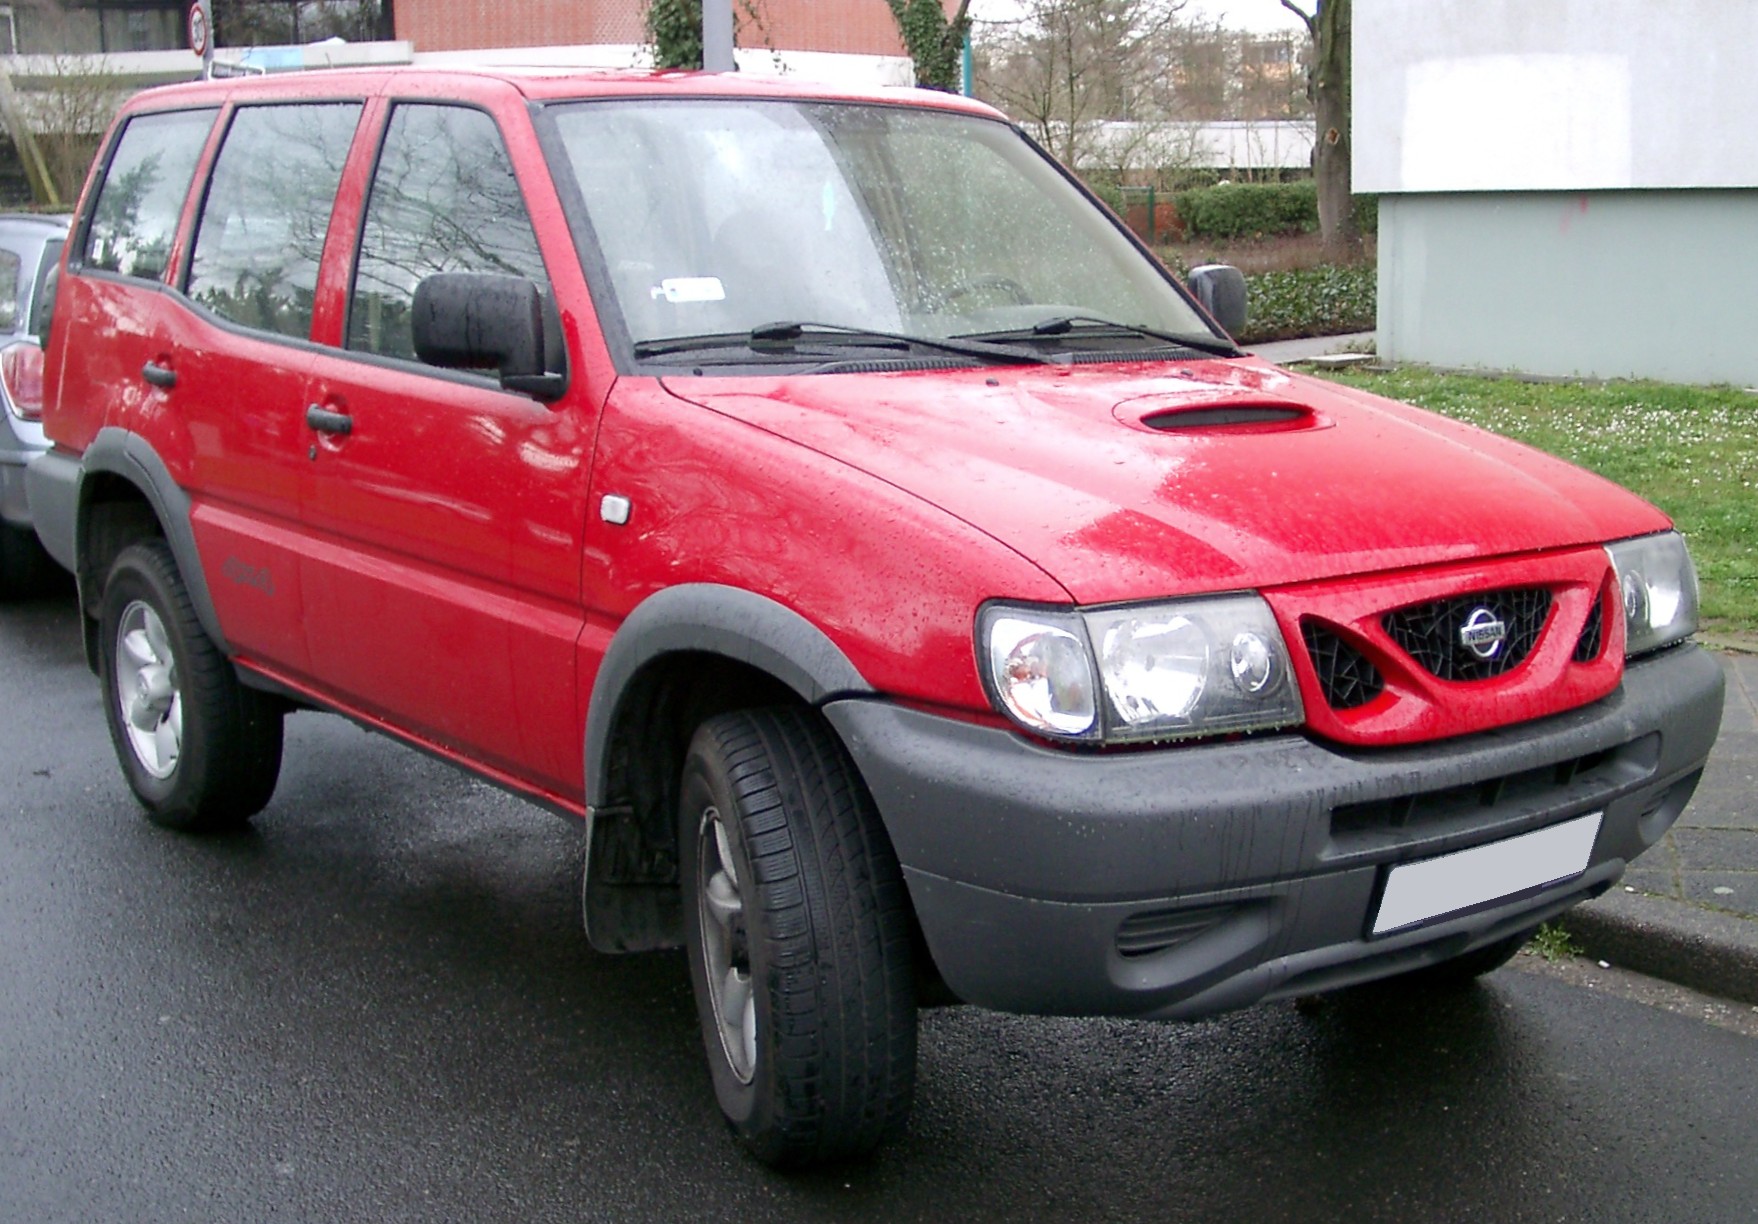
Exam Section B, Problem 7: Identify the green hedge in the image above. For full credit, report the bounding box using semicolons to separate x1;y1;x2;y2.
1235;263;1376;344
1174;182;1317;240
1171;182;1380;240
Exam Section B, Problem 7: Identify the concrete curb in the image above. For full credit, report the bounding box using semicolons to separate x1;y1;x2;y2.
1557;889;1758;1007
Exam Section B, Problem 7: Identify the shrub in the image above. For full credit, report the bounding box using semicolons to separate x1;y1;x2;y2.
1352;192;1380;236
1235;262;1376;344
1171;183;1381;242
1174;181;1317;240
1086;178;1126;217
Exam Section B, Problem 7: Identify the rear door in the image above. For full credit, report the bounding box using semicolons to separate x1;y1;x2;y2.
158;99;364;678
297;96;595;799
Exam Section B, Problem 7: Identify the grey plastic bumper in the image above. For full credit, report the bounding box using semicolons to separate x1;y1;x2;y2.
0;417;45;529
22;445;76;569
824;645;1724;1020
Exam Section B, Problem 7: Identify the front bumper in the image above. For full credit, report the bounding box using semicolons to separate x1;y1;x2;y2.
825;644;1724;1020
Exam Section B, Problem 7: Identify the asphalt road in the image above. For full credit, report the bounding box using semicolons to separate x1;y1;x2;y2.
5;587;1757;1223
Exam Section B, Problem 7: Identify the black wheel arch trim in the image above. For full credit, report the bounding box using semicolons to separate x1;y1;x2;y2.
582;583;874;808
75;427;228;654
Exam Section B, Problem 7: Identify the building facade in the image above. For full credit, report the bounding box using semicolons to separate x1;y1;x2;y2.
394;0;916;60
1357;0;1758;385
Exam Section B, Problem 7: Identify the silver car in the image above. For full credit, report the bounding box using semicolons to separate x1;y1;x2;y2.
0;213;68;598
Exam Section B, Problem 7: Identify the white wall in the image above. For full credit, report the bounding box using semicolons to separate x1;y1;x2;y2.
1083;120;1315;172
1355;0;1758;193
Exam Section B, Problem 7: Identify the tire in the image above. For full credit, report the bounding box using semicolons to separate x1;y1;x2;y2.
0;522;51;600
97;540;283;832
679;707;917;1167
1390;927;1534;990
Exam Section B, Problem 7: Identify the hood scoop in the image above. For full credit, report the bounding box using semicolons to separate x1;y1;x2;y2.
1114;392;1327;435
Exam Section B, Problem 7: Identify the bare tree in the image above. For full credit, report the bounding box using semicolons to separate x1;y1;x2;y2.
1281;0;1356;254
979;0;1185;171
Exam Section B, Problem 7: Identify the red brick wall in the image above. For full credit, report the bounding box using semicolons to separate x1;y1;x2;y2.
395;1;960;58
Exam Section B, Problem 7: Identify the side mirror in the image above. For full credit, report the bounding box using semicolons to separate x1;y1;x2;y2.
412;272;566;400
1186;264;1248;338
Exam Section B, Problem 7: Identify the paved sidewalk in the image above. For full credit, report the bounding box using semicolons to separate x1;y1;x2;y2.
1249;331;1376;364
1561;649;1758;1004
1625;650;1758;916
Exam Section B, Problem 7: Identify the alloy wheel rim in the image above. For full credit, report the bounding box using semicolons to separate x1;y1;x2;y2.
697;805;756;1084
115;600;181;780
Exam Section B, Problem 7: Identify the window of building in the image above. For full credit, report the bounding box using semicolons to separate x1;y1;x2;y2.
186;102;362;338
347;104;548;361
83;108;219;282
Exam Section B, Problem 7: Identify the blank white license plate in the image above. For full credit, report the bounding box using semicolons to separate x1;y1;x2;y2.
1371;812;1603;936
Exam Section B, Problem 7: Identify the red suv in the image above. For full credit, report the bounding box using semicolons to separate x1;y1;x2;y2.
29;67;1723;1166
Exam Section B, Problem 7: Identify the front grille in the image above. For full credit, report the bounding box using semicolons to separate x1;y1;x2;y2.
1382;588;1551;681
1574;598;1604;662
1302;621;1385;710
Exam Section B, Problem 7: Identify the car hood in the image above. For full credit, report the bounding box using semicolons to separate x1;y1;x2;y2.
661;358;1669;604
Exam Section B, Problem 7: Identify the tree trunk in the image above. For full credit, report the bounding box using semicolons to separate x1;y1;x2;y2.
1310;0;1358;256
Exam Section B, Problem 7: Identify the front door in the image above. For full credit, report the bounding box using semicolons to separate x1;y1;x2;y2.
298;101;592;799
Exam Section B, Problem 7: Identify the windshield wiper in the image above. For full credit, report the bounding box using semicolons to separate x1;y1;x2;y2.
751;321;1053;365
632;322;1053;366
958;315;1242;358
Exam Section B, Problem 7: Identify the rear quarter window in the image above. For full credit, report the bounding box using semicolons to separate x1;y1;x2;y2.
83;108;218;281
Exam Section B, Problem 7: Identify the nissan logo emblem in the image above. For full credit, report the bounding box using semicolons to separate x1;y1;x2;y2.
1458;607;1508;660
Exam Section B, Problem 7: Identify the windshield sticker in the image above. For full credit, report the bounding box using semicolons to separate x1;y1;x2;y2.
652;276;726;304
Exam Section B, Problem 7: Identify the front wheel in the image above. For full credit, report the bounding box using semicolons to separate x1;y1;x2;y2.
97;540;283;832
680;707;917;1167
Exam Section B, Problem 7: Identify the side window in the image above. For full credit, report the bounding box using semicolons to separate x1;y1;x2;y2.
83;108;218;281
186;103;362;339
348;104;548;361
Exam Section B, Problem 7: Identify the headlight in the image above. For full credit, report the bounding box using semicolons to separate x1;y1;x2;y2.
983;610;1099;738
1606;531;1699;658
979;594;1303;744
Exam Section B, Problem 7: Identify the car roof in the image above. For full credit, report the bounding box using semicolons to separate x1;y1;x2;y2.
0;213;71;232
119;64;1007;122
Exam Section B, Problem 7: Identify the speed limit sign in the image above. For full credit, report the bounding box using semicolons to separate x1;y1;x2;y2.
188;2;210;57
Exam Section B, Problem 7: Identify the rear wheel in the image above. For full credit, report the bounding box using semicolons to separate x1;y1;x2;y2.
97;540;283;832
679;707;917;1167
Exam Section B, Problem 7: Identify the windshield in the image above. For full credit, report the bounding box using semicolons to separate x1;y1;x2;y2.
546;99;1216;357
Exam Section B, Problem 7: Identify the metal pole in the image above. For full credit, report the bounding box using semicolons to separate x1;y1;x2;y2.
703;0;734;73
961;33;973;97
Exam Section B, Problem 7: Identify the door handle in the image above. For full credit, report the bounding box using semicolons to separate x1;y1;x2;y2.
306;404;352;436
142;361;176;389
